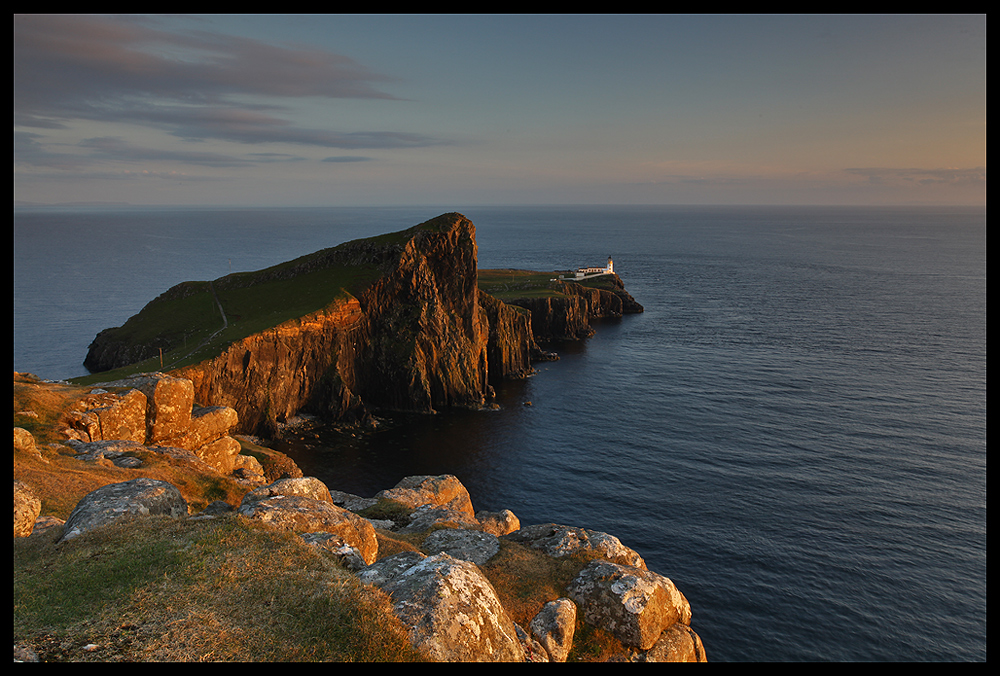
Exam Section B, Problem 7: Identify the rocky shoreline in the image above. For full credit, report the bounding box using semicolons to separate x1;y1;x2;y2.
15;214;695;662
14;372;705;662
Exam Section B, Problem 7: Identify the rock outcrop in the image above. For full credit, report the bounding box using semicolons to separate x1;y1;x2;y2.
57;373;246;478
505;276;643;343
362;551;525;661
26;471;706;661
237;476;379;565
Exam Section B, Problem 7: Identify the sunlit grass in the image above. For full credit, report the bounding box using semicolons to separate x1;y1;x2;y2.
13;514;425;662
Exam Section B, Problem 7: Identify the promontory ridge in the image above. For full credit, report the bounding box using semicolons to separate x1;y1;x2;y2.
80;212;643;435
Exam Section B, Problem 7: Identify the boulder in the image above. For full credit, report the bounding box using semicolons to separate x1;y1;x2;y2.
641;623;708;662
565;559;692;651
230;453;268;486
516;624;549;662
329;489;379;513
240;476;334;507
502;523;646;568
89;388;147;443
132;374;194;444
529;597;577;662
397;503;480;534
476;508;520;536
356;551;428;588
14;427;44;463
237;494;378;565
376;474;475;519
359;551;524;662
178;405;238;449
421;527;500;565
59;478;189;543
66;439;146;463
14;480;41;537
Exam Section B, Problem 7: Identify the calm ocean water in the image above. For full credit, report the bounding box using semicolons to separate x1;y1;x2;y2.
13;204;986;661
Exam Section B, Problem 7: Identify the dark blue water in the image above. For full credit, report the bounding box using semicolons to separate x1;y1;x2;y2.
13;205;986;661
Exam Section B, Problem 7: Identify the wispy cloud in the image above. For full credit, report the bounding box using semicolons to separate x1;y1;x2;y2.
76;136;254;167
322;156;374;163
13;14;443;151
844;167;986;187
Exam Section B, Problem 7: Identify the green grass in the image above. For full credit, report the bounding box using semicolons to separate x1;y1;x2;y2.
72;256;382;386
13;514;425;662
477;269;570;301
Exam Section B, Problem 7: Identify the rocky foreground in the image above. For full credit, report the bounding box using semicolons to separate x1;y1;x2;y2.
14;372;706;662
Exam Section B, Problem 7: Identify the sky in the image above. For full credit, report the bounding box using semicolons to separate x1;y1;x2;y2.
13;13;986;207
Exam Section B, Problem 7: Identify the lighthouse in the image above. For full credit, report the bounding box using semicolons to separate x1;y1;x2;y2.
607;256;614;274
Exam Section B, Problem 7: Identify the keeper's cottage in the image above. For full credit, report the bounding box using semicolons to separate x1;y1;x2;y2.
561;256;614;280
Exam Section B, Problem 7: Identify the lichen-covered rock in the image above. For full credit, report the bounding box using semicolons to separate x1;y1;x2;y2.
502;523;646;568
329;489;379;513
131;375;195;444
240;476;334;507
89;388;148;443
14;480;41;537
360;552;524;662
356;551;428;588
421;527;500;565
476;508;520;536
14;427;44;463
376;474;476;519
565;559;692;651
59;478;188;543
237;494;378;564
640;622;707;662
66;439;147;464
398;503;480;534
529;597;577;663
515;624;549;662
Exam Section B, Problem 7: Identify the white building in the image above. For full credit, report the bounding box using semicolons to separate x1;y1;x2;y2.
562;256;614;280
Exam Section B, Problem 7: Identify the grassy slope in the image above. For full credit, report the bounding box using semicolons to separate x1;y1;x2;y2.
73;218;470;387
73;249;391;386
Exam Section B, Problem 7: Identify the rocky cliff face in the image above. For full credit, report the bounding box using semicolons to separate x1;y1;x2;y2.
162;213;520;435
506;276;644;343
84;213;639;436
174;299;370;435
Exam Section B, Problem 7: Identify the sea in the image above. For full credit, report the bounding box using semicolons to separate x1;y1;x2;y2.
13;204;986;662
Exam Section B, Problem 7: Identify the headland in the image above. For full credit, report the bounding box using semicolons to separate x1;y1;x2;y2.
13;213;708;663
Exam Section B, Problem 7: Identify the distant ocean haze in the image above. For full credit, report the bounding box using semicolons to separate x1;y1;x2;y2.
13;204;986;662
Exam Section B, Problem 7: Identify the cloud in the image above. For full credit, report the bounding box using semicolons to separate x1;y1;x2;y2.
77;136;253;167
13;15;445;152
14;130;93;170
844;167;986;187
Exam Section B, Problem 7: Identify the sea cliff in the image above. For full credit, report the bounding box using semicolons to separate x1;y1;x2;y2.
82;213;641;436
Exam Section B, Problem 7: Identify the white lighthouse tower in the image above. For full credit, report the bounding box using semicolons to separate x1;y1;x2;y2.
607;256;614;274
